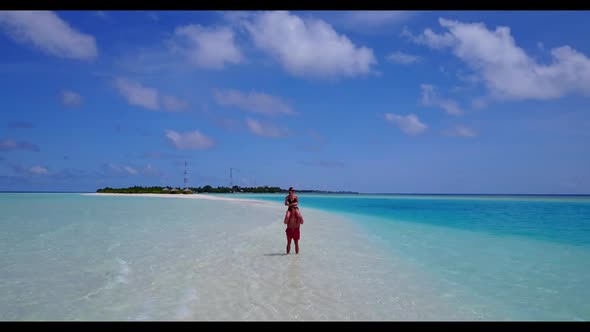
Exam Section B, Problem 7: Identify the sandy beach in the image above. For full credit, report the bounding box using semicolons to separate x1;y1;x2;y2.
84;192;275;204
73;192;477;320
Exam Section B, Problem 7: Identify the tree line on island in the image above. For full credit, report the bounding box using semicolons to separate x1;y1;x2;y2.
96;185;358;194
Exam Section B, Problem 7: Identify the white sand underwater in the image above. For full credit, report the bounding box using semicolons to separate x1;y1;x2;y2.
73;193;479;320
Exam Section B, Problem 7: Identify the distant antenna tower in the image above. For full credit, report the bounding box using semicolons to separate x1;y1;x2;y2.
184;160;188;189
230;167;240;189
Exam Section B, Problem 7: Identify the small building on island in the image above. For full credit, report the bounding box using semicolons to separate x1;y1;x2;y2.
183;188;193;194
162;187;170;193
170;188;179;194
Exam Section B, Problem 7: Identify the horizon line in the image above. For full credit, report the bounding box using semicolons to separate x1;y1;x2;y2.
1;190;590;196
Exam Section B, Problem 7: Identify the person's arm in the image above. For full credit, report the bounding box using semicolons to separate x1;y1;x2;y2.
285;196;289;206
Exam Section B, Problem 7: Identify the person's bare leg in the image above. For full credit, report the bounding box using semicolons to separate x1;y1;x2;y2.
294;239;299;254
284;209;291;224
296;209;303;224
286;237;292;254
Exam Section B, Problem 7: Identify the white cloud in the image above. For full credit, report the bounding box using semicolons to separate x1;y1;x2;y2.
165;129;215;150
402;25;454;49
445;124;478;137
114;78;159;110
420;84;463;115
29;165;49;175
174;24;243;69
107;163;139;176
142;164;162;177
213;89;295;116
0;11;98;60
386;51;421;64
162;95;190;112
411;18;590;101
242;11;376;79
384;113;427;136
471;98;488;110
113;44;184;76
245;118;288;138
300;160;346;169
342;11;411;28
322;11;413;34
456;71;480;84
114;78;188;112
61;90;83;107
0;138;40;152
107;164;121;172
123;166;138;175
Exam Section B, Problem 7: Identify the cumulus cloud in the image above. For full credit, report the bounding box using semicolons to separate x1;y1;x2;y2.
245;118;288;138
213;89;295;116
115;77;160;110
61;90;83;107
242;11;376;79
6;163;51;177
471;98;488;110
420;84;463;115
384;113;427;136
0;11;98;60
0;138;40;152
386;51;421;64
140;151;189;160
123;166;138;175
174;24;243;69
341;11;411;28
444;124;478;137
162;95;190;112
106;163;139;176
142;164;162;177
300;160;345;169
114;78;159;110
402;25;455;49
114;78;189;112
29;165;49;175
165;129;215;150
320;11;413;34
409;18;590;100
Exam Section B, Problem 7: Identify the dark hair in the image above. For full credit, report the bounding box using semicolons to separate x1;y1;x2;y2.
289;187;294;191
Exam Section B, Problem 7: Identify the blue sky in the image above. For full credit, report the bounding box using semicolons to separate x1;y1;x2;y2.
0;10;589;194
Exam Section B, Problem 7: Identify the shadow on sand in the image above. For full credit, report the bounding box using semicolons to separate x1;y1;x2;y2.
264;253;287;256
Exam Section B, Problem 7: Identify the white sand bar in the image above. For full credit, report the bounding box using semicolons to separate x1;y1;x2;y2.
78;193;479;320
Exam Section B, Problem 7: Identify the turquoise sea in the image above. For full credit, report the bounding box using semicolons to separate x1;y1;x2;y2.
1;193;589;320
232;193;590;320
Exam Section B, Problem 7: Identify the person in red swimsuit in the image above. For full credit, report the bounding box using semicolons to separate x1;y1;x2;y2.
284;187;303;254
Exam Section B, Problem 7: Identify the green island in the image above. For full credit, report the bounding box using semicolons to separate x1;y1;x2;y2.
96;185;358;194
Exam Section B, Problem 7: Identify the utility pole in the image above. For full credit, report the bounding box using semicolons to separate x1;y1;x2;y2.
184;160;188;189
